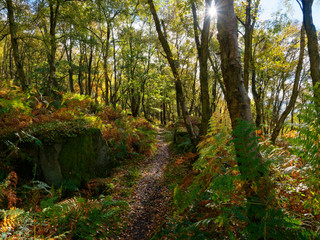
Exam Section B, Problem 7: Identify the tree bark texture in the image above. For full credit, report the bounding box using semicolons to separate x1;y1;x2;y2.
6;0;28;91
251;69;263;128
301;0;320;104
215;0;269;232
46;0;60;95
243;0;259;91
215;0;254;128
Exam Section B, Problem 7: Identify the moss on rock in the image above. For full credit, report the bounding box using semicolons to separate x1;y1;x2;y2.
58;128;99;187
1;127;115;189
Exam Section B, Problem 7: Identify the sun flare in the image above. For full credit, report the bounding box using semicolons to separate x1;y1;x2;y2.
209;5;217;17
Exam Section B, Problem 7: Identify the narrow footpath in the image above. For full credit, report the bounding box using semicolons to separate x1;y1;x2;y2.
121;128;172;240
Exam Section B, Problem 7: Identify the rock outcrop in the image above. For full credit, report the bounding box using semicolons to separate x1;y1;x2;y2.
1;128;116;188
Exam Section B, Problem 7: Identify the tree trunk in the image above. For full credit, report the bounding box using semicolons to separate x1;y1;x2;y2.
211;75;217;113
142;79;149;121
103;26;111;105
215;0;269;234
9;48;13;79
148;0;197;143
163;99;166;125
176;91;181;117
78;42;84;95
243;0;252;91
130;90;140;117
2;38;6;77
209;54;226;96
271;25;305;143
87;42;93;96
301;0;320;106
6;0;28;91
2;38;8;78
189;61;198;114
112;30;117;108
242;0;260;92
46;0;60;95
69;69;74;92
215;0;253;132
64;34;74;93
252;69;263;128
191;0;212;136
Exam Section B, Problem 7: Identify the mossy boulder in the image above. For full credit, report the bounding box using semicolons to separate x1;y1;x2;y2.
1;126;116;188
173;128;189;145
39;128;115;187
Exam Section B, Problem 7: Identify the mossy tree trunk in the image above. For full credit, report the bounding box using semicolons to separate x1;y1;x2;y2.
214;0;269;236
6;0;28;91
46;0;60;96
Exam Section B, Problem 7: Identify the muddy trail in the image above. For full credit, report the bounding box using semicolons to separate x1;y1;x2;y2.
121;128;172;240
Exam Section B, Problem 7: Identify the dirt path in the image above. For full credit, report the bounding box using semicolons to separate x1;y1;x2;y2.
121;128;171;240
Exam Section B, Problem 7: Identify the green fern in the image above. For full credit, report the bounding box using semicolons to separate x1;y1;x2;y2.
290;94;320;217
40;195;128;239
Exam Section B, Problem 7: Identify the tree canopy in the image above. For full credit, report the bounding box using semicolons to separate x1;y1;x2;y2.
1;0;320;239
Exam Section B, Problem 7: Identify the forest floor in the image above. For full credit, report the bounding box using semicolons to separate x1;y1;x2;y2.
120;127;172;240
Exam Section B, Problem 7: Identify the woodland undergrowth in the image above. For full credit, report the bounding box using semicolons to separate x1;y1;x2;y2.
0;82;157;239
156;113;320;240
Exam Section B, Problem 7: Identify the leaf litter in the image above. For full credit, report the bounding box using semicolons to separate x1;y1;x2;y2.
120;128;172;240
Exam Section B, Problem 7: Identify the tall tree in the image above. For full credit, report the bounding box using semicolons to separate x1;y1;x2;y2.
215;0;254;131
191;0;212;136
45;0;60;95
298;0;320;106
94;0;122;104
214;0;268;232
147;0;197;143
85;36;94;96
6;0;28;91
62;24;75;92
102;24;111;104
241;0;260;91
